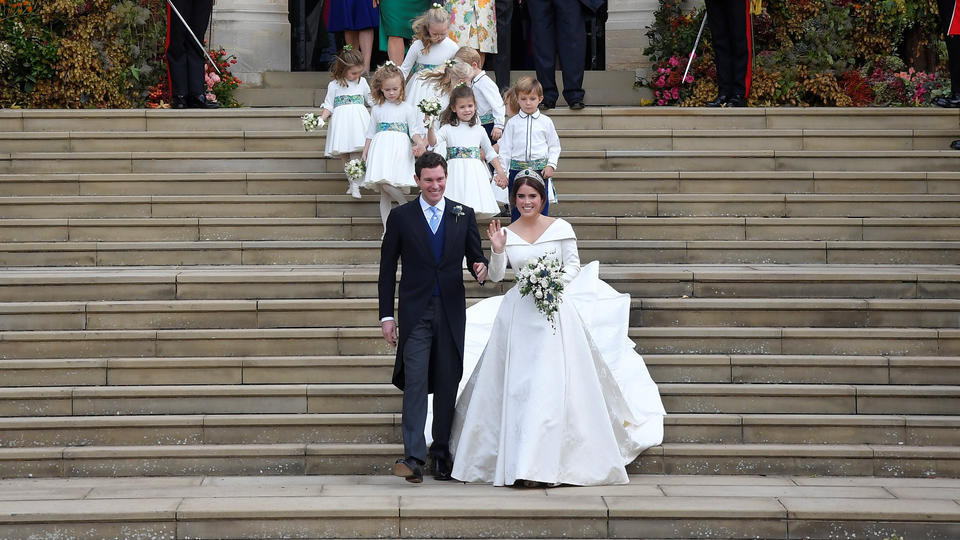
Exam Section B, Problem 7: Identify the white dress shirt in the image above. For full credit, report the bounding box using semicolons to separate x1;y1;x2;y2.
472;71;506;129
497;109;561;171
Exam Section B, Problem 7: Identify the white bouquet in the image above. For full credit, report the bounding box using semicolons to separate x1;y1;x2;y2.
301;112;326;132
515;252;565;332
417;97;443;127
344;158;366;179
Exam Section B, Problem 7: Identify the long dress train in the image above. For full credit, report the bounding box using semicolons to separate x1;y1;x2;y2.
448;218;665;486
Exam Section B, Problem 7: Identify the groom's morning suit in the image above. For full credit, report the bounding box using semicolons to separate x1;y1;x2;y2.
378;197;487;467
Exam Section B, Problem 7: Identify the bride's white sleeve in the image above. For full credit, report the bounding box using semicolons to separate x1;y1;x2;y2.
488;250;508;283
560;237;581;283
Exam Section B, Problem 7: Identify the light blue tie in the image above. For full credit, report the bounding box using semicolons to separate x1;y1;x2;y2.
429;206;440;234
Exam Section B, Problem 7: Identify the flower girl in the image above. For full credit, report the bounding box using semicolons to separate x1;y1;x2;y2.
362;62;428;231
428;85;507;218
400;4;461;104
412;59;473;126
320;46;374;199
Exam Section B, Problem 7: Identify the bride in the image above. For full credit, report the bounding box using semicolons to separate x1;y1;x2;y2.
448;169;666;486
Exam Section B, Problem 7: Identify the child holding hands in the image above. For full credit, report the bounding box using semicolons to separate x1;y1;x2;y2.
428;85;508;219
321;46;374;199
497;77;560;220
454;46;505;143
362;62;428;231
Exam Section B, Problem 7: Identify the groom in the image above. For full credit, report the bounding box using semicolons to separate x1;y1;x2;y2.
378;152;489;483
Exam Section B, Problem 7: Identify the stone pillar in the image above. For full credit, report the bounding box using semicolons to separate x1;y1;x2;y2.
211;0;290;87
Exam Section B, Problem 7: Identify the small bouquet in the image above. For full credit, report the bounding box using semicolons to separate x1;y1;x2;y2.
417;97;442;127
301;112;326;132
344;158;366;179
515;252;565;332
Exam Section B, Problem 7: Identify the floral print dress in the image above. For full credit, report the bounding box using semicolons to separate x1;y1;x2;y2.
446;0;497;54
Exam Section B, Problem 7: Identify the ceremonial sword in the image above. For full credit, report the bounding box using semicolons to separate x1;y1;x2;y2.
165;0;222;75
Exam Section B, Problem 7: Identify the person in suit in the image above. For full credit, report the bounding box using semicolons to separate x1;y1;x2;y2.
166;0;219;109
490;0;515;93
704;0;753;107
934;0;960;149
525;0;592;110
378;151;489;483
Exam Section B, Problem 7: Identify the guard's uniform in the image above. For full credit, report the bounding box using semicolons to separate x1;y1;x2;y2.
705;0;753;102
166;0;218;108
940;0;960;93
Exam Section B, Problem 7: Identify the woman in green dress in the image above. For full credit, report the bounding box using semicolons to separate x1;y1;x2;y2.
374;0;434;64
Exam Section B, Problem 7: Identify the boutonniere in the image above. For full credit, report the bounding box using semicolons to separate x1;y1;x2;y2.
451;205;465;222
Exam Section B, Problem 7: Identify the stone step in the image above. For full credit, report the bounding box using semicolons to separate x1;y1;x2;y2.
0;354;957;387
3;107;957;132
0;382;956;416
0;412;955;448
2;297;958;331
4;474;960;539
4;216;960;243
0;442;956;479
1;152;330;174
3;171;957;197
0;326;956;359
0;265;955;301
2;194;957;220
0;239;958;266
5;150;959;174
3;475;960;539
5;129;959;154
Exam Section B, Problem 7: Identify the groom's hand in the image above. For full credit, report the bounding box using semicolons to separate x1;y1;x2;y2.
381;320;398;347
473;262;488;284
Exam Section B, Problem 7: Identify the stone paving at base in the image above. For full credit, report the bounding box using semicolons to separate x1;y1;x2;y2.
0;474;958;539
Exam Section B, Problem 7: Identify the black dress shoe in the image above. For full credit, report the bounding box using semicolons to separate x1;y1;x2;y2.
934;94;960;108
725;94;747;107
568;101;585;110
705;94;728;107
538;101;555;111
187;94;221;109
951;140;960;150
431;457;453;481
171;95;187;109
393;457;423;483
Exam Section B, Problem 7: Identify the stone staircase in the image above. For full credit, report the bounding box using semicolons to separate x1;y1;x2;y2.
0;106;959;538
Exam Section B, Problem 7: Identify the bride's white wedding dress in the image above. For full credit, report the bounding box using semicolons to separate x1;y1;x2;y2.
448;218;665;486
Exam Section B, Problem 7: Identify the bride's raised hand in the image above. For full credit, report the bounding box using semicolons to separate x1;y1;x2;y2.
488;219;506;254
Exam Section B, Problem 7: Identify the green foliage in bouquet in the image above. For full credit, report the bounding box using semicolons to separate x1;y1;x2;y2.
640;0;949;106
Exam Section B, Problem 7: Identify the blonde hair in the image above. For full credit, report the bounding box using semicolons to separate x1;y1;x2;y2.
421;59;473;96
453;46;481;67
503;86;519;117
411;4;451;53
513;76;544;98
370;63;406;105
330;47;364;87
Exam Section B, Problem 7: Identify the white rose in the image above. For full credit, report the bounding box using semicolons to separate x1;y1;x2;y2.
535;290;543;299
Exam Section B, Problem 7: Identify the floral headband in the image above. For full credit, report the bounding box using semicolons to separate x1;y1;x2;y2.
342;44;354;51
431;2;443;9
381;60;397;68
444;58;457;68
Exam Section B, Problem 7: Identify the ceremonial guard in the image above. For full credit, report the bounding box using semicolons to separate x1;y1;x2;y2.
166;0;220;109
704;0;753;107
